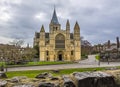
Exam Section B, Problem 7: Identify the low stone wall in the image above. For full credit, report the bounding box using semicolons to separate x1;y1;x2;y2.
1;71;120;87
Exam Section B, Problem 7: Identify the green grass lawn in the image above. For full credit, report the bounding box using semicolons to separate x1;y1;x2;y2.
0;62;5;66
27;61;73;65
6;67;106;78
0;61;73;68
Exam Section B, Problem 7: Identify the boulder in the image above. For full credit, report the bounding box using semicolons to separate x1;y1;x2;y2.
38;82;55;87
0;65;4;71
0;80;7;87
1;71;119;87
105;67;118;70
35;72;52;79
105;70;120;86
52;70;60;73
13;84;35;87
0;71;7;79
62;75;76;87
50;76;59;81
10;76;28;83
72;71;116;87
10;77;20;83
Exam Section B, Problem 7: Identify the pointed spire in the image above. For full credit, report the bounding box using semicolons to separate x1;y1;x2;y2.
66;19;70;26
51;7;59;24
40;25;45;32
74;21;80;30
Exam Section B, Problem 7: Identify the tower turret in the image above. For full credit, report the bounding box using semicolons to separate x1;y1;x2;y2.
49;7;61;32
73;21;81;61
51;8;59;24
40;25;45;32
39;25;45;61
40;25;45;45
66;19;70;41
66;19;70;33
74;21;80;40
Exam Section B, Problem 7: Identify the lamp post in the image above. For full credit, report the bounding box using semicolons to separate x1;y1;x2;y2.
95;54;100;66
5;56;8;72
107;52;110;65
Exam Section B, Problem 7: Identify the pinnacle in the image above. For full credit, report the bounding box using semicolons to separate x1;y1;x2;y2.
40;25;45;32
66;19;70;26
74;21;80;29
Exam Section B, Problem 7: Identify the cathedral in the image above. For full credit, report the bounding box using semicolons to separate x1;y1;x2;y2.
33;8;81;61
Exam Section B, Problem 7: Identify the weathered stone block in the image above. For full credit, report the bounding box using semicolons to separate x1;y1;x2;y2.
38;82;55;87
62;75;76;87
72;71;116;87
35;72;52;79
0;71;7;79
0;80;7;87
52;69;60;73
13;84;35;87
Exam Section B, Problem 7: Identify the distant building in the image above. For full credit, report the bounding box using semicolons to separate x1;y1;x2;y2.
33;8;81;61
0;44;16;61
93;37;120;53
0;43;34;64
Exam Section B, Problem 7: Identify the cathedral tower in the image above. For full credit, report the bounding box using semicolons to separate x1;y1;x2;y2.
49;8;61;32
74;22;81;61
39;25;45;61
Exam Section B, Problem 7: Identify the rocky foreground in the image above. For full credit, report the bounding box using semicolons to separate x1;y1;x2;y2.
1;70;120;87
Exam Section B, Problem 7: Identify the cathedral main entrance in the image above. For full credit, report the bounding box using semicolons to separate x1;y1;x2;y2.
58;54;62;61
57;51;63;61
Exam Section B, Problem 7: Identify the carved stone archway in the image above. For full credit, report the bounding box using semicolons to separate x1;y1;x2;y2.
57;51;63;61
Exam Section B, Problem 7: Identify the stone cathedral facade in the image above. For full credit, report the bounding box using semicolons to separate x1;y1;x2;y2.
33;9;81;61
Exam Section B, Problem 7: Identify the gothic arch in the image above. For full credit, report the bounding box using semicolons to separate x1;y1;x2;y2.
55;33;65;49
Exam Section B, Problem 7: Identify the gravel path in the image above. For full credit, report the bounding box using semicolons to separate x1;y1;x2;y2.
7;55;120;71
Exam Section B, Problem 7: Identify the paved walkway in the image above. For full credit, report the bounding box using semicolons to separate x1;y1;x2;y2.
7;55;120;71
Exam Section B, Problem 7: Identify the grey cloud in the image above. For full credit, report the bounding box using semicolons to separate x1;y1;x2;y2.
0;0;120;46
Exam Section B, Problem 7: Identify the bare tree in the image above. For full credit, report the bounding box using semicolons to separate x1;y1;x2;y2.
9;39;24;47
22;48;37;62
81;36;92;57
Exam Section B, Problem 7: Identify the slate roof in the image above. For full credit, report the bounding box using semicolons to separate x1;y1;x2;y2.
51;8;59;24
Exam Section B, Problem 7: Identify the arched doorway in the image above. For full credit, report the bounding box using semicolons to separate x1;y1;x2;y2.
58;51;63;61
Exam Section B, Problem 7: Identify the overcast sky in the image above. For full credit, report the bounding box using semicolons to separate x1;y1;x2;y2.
0;0;120;46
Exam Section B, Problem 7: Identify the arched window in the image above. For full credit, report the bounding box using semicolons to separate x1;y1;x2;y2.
46;51;49;56
55;34;65;48
71;50;73;55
